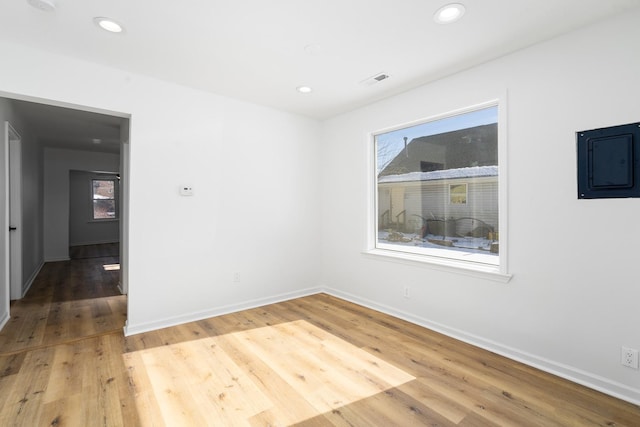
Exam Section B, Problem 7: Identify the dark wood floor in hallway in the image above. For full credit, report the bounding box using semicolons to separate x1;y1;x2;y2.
0;245;639;426
0;244;125;355
69;242;119;260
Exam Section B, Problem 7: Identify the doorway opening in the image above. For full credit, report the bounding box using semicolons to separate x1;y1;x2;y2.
0;94;130;351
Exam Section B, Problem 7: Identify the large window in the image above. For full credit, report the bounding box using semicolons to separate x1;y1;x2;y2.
373;104;502;270
92;178;117;220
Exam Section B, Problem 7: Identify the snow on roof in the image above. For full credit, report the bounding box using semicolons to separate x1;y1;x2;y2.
378;165;498;184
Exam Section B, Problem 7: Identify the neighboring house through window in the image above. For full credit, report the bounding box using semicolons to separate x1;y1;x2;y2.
372;103;505;273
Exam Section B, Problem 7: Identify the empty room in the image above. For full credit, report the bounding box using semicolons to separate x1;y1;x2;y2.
1;0;640;425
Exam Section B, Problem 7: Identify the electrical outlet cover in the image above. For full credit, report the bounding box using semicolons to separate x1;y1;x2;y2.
621;347;639;369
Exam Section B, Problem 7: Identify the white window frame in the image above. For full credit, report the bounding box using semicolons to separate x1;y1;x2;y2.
91;176;119;221
365;98;511;282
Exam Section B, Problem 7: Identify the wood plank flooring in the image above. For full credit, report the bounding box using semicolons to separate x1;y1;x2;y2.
1;248;639;425
69;242;119;260
0;247;125;356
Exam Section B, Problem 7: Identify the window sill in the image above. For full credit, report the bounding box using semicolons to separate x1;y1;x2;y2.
363;248;512;283
88;219;119;223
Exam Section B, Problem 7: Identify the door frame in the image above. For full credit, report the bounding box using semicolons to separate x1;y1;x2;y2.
3;121;22;308
1;122;9;322
8;123;22;300
119;133;130;295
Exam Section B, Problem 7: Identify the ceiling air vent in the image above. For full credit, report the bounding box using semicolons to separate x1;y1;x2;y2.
360;72;391;87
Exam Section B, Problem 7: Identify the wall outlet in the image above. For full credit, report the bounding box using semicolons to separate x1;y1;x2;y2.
621;347;639;369
403;286;410;299
233;272;240;283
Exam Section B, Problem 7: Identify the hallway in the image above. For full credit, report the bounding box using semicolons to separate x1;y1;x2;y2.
0;243;125;355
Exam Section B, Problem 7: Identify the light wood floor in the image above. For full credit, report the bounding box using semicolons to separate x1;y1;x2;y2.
1;251;639;425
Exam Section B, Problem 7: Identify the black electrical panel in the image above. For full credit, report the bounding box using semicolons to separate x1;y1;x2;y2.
577;122;640;199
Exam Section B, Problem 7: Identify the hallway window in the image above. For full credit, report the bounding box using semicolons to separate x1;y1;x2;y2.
92;179;117;220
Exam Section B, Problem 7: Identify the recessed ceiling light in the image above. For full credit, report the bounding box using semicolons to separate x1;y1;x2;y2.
92;138;102;144
434;3;466;24
297;86;313;94
27;0;56;12
93;17;125;33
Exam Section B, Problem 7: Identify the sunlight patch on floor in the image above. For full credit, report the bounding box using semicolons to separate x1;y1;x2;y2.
124;320;415;426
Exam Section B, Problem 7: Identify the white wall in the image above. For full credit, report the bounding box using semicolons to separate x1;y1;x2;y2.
320;10;640;403
43;149;120;261
0;39;321;335
69;170;120;246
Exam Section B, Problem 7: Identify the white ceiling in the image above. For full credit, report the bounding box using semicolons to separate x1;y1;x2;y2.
1;0;639;151
10;99;124;154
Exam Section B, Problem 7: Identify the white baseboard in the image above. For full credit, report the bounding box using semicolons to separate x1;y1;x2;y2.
322;286;640;407
21;261;44;298
70;239;119;247
0;311;9;331
123;286;323;337
45;256;70;262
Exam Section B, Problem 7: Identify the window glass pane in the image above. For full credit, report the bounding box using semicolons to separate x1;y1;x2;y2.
93;180;114;200
92;179;117;220
375;106;499;264
93;199;116;219
450;184;467;204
